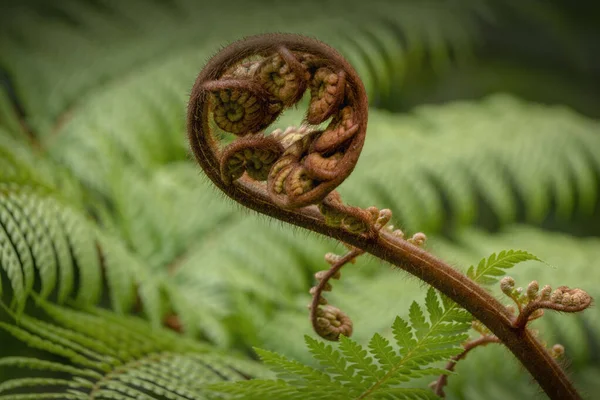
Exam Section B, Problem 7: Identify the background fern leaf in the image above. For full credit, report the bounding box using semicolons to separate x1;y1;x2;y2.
0;300;265;399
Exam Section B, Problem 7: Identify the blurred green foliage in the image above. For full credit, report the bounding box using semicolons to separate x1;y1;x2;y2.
0;0;599;398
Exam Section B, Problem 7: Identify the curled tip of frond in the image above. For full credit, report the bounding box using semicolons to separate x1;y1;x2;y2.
203;78;279;135
504;278;594;330
375;208;392;229
550;344;565;359
526;281;539;300
310;247;364;341
408;232;427;247
314;305;353;341
547;287;592;311
500;276;515;295
188;33;368;212
220;135;284;184
385;224;405;238
539;284;552;301
324;252;342;266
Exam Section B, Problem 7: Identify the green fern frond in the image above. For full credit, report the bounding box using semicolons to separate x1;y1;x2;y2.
466;250;541;285
0;140;178;327
209;288;469;399
0;300;265;399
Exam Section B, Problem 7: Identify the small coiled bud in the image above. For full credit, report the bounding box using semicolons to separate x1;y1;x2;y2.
409;232;427;246
570;290;589;307
392;229;405;238
324;252;342;265
539;285;552;301
307;68;346;124
527;281;539;300
551;288;564;304
550;344;565;359
314;305;353;341
375;209;392;229
500;276;515;296
314;270;328;281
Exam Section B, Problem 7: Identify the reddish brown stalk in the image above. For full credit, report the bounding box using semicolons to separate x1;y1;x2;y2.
186;33;586;399
433;336;502;397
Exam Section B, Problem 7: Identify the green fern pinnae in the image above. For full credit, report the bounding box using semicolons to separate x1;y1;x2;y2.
0;378;93;393
0;357;101;379
0;184;110;310
0;142;191;331
466;250;541;285
0;301;264;399
210;289;470;399
0;394;89;400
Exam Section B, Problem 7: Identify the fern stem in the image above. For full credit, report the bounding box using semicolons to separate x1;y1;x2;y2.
187;33;582;400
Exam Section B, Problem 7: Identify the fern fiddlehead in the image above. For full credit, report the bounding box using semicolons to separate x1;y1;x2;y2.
187;33;590;399
189;34;370;215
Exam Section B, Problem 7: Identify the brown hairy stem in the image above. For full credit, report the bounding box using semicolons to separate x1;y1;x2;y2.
433;335;502;397
187;33;583;399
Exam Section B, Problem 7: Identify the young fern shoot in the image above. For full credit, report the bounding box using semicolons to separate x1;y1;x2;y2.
187;33;592;399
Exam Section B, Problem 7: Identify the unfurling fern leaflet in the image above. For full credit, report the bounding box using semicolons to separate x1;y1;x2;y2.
208;288;470;400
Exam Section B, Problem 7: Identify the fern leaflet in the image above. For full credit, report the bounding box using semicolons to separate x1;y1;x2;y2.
466;250;541;285
209;288;470;399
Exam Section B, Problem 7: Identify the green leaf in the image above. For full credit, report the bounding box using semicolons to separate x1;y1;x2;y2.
466;250;541;285
368;333;401;369
0;300;263;399
409;302;430;339
425;288;444;325
214;289;469;398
